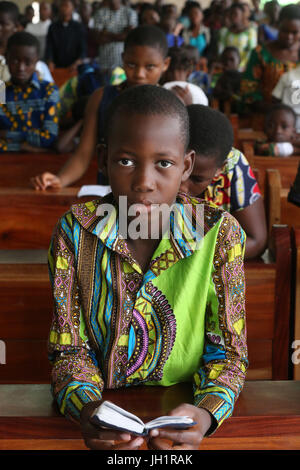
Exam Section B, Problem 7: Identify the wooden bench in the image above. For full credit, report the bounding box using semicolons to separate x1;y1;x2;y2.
0;381;300;450
0;187;94;249
0;152;98;188
0;226;293;383
264;169;300;231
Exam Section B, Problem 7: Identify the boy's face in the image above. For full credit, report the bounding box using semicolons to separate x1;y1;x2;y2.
230;7;244;26
122;46;170;87
180;154;220;197
279;19;300;49
60;0;73;20
40;2;52;21
265;110;296;142
102;112;194;224
221;50;240;71
0;12;17;46
7;45;38;87
189;7;203;26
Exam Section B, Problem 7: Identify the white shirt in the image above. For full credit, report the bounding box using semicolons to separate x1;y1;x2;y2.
25;19;52;36
272;66;300;133
163;81;209;106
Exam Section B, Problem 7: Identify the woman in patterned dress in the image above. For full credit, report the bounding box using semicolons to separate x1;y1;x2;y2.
241;4;300;113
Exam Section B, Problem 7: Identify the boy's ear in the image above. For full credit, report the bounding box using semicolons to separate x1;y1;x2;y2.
163;55;171;72
97;143;108;178
181;149;195;182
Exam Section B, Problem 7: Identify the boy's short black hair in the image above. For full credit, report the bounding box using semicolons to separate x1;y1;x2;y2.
0;1;19;23
221;46;241;61
124;25;168;58
265;103;297;126
187;104;233;165
6;31;40;56
104;84;189;150
168;46;193;71
279;4;300;23
229;2;245;13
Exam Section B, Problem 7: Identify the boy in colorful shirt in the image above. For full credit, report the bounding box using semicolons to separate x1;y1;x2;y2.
0;31;59;152
48;85;248;450
180;104;267;259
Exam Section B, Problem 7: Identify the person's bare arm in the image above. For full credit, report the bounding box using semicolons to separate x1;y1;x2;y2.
232;197;268;259
31;88;104;190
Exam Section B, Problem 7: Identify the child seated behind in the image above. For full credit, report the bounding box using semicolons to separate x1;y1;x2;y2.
255;103;300;157
180;104;267;260
31;24;171;189
211;46;242;112
159;10;184;48
161;46;208;105
48;85;248;450
0;31;59;152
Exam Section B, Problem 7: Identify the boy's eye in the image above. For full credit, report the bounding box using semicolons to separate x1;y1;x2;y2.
158;160;172;168
119;158;134;167
146;64;155;70
126;63;135;69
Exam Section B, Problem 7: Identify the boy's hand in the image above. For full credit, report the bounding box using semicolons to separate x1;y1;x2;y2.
148;403;212;450
80;401;145;451
170;86;193;106
30;172;62;190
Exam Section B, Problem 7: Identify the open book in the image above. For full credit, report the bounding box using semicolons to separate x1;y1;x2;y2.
90;400;196;436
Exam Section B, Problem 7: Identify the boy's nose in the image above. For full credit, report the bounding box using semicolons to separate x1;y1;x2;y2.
132;167;155;192
134;67;147;79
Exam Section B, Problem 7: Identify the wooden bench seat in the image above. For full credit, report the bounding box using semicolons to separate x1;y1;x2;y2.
0;381;300;450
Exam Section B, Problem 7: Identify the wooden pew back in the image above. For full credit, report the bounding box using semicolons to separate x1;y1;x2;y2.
0;152;98;188
0;188;93;249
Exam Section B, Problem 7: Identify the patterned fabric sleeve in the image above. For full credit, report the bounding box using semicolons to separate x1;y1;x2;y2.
240;46;263;104
193;214;248;433
0;83;60;151
229;150;262;212
48;212;104;422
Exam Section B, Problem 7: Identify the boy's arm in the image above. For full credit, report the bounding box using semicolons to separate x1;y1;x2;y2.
193;214;248;434
48;212;104;422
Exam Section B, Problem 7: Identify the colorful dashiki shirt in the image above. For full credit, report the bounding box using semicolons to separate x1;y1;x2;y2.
48;192;248;431
240;44;299;105
203;148;261;213
0;72;59;152
218;26;257;71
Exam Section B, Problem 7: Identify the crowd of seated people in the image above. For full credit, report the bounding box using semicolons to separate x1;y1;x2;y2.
0;0;299;254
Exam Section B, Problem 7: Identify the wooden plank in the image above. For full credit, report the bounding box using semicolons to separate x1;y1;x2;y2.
0;188;93;249
0;264;52;339
244;265;275;340
0;340;51;383
0;152;98;188
0;381;300;450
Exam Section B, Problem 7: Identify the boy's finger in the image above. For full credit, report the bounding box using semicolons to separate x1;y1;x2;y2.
149;428;200;446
